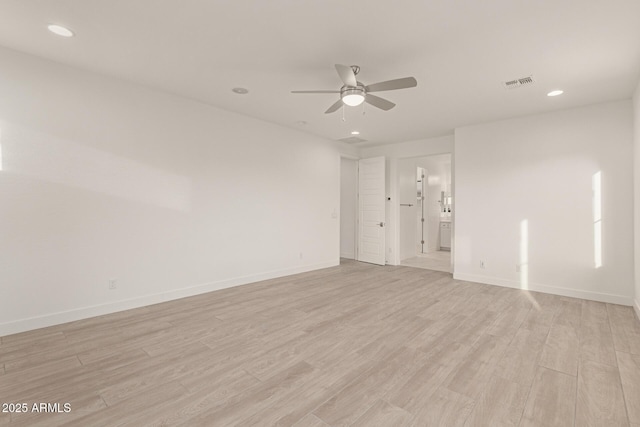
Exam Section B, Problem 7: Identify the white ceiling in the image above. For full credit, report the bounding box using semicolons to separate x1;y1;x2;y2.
0;0;639;146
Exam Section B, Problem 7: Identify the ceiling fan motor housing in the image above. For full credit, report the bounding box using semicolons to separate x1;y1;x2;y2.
340;83;365;95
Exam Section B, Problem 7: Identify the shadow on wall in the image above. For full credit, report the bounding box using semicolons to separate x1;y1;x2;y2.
0;122;191;211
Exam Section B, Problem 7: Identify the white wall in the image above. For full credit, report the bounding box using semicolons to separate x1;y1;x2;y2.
340;158;357;259
633;80;640;318
360;136;453;159
455;100;634;305
0;47;342;336
361;135;454;265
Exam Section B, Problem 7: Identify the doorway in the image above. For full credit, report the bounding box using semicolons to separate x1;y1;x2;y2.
398;154;452;272
340;156;386;265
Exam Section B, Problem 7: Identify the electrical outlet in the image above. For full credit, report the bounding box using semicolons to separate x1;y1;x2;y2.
299;252;303;259
516;264;521;273
108;279;117;290
480;260;486;269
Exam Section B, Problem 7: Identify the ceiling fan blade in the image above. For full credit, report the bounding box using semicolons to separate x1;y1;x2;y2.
291;90;340;94
325;99;344;114
365;94;396;111
335;64;357;87
365;77;417;93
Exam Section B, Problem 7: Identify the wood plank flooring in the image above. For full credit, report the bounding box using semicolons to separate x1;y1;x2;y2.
1;259;639;426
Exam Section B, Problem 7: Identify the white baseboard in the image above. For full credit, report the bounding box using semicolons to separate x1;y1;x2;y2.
340;252;355;260
453;272;633;306
634;299;640;321
0;260;338;337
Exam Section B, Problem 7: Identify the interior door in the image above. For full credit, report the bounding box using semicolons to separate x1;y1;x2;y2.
358;156;386;265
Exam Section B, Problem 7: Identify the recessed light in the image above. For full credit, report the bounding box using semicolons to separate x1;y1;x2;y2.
295;120;308;125
48;24;74;38
351;131;360;135
232;87;249;95
547;90;564;97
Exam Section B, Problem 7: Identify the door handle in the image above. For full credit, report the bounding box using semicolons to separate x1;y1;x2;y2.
379;222;385;227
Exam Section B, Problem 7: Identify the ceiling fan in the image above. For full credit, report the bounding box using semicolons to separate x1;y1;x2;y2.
291;64;418;114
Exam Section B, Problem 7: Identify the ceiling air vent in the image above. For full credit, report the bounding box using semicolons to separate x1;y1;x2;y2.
338;136;367;144
503;75;535;89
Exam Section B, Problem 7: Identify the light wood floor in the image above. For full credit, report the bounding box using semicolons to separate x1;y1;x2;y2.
1;260;639;426
401;251;451;273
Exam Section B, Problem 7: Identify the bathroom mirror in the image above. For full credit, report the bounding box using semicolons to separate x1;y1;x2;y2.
440;191;452;213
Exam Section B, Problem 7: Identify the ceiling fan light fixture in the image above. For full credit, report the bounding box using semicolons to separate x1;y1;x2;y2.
342;93;365;106
341;86;366;107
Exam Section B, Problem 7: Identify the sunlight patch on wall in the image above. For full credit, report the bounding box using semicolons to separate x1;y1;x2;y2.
593;171;602;268
519;218;540;310
520;219;528;290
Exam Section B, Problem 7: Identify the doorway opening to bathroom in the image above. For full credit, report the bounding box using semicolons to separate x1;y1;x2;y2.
398;154;452;273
